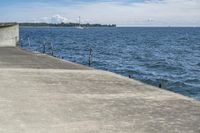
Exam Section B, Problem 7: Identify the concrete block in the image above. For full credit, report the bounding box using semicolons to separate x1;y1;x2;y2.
0;23;19;47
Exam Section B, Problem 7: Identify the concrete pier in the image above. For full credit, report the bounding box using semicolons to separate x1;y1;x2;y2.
0;47;199;133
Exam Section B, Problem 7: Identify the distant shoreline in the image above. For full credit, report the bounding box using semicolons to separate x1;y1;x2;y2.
19;26;117;28
19;23;116;27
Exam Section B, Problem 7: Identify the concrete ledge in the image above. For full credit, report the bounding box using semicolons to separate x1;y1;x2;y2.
0;47;90;70
0;23;19;47
0;68;199;133
0;22;18;28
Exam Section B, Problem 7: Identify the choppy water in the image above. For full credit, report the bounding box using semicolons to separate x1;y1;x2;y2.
20;27;200;100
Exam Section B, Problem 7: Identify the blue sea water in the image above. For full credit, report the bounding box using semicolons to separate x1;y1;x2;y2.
20;27;200;100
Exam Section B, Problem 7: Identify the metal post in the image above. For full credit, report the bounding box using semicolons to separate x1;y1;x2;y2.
51;42;54;56
88;48;93;66
159;83;162;88
28;37;31;48
43;41;46;54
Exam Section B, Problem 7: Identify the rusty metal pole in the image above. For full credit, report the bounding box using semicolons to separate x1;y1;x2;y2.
88;48;93;66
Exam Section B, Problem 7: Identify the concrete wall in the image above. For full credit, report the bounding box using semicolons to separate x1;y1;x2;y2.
0;24;19;47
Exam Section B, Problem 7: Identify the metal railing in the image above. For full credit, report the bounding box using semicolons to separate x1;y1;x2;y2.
21;37;93;67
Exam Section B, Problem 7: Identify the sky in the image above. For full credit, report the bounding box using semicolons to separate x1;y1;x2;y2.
0;0;200;26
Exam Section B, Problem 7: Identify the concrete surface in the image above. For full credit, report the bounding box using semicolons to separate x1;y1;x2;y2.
0;23;18;28
0;47;89;70
0;47;200;133
0;23;19;47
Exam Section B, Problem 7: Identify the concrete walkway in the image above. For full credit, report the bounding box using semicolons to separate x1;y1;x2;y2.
0;47;200;133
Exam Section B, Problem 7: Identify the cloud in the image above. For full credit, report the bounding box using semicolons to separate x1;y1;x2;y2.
0;0;200;26
38;14;69;24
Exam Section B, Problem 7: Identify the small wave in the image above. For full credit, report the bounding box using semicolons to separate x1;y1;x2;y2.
169;81;188;89
147;62;184;72
197;63;200;66
185;78;200;84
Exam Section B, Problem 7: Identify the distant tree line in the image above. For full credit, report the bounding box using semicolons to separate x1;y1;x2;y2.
19;22;116;27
